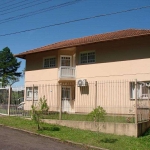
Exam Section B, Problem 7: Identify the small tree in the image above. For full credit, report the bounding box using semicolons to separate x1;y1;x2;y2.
31;96;49;130
88;106;106;135
89;106;106;122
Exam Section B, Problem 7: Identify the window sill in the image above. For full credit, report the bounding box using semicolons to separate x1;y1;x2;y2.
130;98;149;100
80;62;95;65
26;98;38;101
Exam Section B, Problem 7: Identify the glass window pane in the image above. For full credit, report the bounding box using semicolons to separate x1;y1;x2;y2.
61;57;70;66
44;59;49;68
81;53;87;64
44;57;55;68
34;87;38;99
80;52;95;64
50;58;56;67
26;87;32;98
88;52;95;63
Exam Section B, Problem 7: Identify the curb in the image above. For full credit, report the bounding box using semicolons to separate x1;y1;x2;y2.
0;124;108;150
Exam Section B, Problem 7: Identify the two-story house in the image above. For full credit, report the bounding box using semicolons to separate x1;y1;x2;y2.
15;29;150;115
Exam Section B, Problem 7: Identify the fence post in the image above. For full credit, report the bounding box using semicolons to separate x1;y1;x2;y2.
32;84;34;106
148;87;150;120
135;79;138;124
135;79;138;137
95;81;97;109
8;86;11;116
59;84;62;120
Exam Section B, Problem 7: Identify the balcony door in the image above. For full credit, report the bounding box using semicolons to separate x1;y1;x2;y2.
60;56;72;67
60;56;75;78
61;86;71;112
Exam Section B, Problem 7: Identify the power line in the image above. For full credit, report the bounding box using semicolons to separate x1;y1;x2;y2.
0;0;52;15
0;0;27;10
0;5;150;37
0;0;14;7
0;0;83;24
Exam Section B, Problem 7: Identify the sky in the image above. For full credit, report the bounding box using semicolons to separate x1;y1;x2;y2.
0;0;150;86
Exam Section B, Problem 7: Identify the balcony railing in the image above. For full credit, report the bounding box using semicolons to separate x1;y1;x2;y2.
59;66;76;78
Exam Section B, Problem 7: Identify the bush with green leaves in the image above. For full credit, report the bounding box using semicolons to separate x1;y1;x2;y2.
88;106;106;122
31;96;49;130
88;106;106;137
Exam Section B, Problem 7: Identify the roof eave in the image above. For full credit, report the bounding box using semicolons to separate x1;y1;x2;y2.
15;32;150;60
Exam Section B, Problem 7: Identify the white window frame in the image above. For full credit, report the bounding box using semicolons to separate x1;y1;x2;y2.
26;87;38;100
43;56;56;68
130;81;150;99
60;55;72;67
80;51;95;64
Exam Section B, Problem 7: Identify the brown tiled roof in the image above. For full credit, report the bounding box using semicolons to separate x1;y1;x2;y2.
15;28;150;59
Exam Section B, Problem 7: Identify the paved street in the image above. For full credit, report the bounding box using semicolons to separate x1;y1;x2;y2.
0;126;85;150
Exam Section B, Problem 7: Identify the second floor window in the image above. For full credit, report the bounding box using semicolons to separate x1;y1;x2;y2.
44;57;56;68
80;51;95;64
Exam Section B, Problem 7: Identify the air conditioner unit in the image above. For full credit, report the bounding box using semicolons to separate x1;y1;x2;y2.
146;82;150;87
77;79;88;87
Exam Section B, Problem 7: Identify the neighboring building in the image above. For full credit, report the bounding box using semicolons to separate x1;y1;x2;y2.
15;29;150;114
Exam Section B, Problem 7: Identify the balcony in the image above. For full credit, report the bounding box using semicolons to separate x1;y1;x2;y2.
59;66;76;78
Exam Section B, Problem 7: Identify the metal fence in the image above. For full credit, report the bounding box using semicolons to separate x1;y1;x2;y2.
0;80;150;123
136;81;150;123
0;86;30;116
24;80;150;123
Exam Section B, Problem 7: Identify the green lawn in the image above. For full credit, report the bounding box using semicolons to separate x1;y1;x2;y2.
0;108;135;123
0;115;149;150
43;113;135;123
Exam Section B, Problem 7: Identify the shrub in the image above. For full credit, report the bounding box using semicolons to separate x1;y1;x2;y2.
31;96;49;130
88;106;106;122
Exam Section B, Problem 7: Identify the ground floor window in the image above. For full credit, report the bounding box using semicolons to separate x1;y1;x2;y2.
130;81;150;99
26;86;38;100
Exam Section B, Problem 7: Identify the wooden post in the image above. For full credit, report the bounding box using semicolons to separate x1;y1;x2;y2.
95;81;97;109
59;84;62;120
8;86;11;116
135;79;138;124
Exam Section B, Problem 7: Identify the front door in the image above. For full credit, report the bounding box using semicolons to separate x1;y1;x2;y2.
61;86;71;112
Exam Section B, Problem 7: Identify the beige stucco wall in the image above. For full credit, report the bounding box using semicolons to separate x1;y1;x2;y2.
76;36;150;81
24;36;150;113
25;69;58;84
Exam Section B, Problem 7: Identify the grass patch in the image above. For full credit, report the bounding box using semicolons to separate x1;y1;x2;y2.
0;115;149;150
42;113;134;123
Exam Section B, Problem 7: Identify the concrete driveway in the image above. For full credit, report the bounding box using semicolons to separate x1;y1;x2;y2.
0;126;85;150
